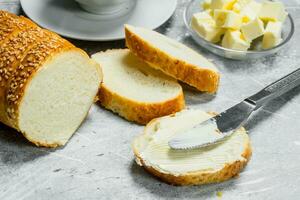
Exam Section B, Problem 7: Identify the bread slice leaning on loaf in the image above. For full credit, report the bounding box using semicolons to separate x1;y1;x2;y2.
92;49;185;124
0;11;102;147
133;109;251;185
125;25;220;93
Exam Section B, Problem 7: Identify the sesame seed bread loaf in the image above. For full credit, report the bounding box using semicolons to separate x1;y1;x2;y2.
125;25;220;93
0;11;102;147
0;11;36;44
92;49;185;125
132;109;251;185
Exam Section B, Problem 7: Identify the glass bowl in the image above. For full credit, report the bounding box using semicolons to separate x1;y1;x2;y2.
183;0;295;60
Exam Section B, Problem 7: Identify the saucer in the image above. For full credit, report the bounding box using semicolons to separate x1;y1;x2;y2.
20;0;177;41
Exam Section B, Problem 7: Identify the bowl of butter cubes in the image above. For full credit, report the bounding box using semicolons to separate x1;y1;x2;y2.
184;0;294;60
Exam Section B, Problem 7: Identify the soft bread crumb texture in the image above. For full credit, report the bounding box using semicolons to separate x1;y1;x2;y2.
0;11;102;147
133;109;251;185
19;50;101;147
125;25;220;93
92;49;185;125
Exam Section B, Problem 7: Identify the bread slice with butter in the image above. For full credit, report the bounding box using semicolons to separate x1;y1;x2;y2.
125;25;220;93
92;49;185;125
133;109;251;185
0;11;102;147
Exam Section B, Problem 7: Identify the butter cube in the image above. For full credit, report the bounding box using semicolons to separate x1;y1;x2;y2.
211;0;236;10
192;11;215;24
240;1;262;23
223;11;242;29
262;21;282;49
201;0;212;10
259;1;287;22
205;9;214;17
191;12;224;43
222;30;250;50
241;17;264;42
214;9;242;29
232;0;252;13
214;9;228;26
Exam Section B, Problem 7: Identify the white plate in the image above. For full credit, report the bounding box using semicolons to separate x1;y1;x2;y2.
20;0;177;41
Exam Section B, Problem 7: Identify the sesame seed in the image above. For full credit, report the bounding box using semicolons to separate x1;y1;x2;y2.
1;14;71;119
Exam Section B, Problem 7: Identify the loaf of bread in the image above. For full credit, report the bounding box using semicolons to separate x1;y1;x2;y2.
133;109;251;185
125;25;220;93
92;49;185;124
0;11;102;147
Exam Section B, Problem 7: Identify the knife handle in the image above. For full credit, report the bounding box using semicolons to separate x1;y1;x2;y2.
246;68;300;109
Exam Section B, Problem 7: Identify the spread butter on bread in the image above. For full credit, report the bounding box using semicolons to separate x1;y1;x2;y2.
133;109;251;185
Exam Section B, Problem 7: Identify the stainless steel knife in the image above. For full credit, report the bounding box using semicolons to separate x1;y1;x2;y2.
168;67;300;150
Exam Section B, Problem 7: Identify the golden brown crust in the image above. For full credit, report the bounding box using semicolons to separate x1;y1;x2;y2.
0;17;74;129
28;140;61;148
0;26;48;127
133;115;252;186
0;11;86;147
0;11;36;43
98;85;185;125
5;34;72;126
135;140;251;186
125;26;220;93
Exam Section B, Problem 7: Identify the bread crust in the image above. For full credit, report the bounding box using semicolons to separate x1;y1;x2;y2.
125;26;220;93
0;11;101;147
0;26;50;127
132;116;252;186
0;11;36;44
6;34;73;126
98;84;185;125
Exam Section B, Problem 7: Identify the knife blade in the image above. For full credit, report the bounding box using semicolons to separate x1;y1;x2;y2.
168;67;300;150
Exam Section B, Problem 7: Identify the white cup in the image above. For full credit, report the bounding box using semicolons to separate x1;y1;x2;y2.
75;0;134;15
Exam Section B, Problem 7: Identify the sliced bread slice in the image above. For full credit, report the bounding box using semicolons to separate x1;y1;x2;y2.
133;109;251;185
92;49;185;125
125;25;220;93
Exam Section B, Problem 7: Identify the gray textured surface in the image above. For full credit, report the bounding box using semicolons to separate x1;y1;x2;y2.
0;0;300;199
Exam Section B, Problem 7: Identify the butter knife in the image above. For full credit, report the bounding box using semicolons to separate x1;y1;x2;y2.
169;67;300;150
